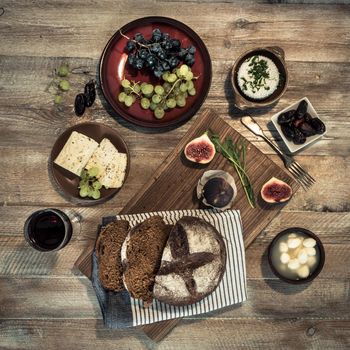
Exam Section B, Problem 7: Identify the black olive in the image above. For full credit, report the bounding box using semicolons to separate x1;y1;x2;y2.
299;121;317;137
277;109;296;125
281;124;296;140
74;93;86;116
293;128;307;144
84;80;96;107
311;118;326;134
295;100;308;119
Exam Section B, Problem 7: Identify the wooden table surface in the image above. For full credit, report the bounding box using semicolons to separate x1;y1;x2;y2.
0;1;349;349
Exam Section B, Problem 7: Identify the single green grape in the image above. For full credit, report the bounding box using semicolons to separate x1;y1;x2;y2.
54;95;62;104
188;88;196;96
154;85;164;95
88;167;99;177
133;83;141;93
179;83;188;93
121;79;130;88
162;82;171;93
173;86;180;95
118;92;127;103
59;80;70;91
141;83;154;95
176;95;186;107
154;107;165;119
166;98;177;109
141;82;147;89
152;94;162;104
124;95;134;107
79;187;89;198
162;72;170;81
79;179;86;187
167;73;177;83
141;97;151;109
91;189;101;200
150;102;157;111
185;71;194;81
57;65;69;77
93;181;102;190
186;80;194;90
179;64;189;78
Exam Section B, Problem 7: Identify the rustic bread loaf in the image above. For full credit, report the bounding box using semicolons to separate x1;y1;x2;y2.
153;216;226;306
121;216;170;304
95;220;130;292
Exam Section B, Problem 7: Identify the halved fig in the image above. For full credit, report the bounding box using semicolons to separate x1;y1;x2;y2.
184;133;216;164
261;177;292;203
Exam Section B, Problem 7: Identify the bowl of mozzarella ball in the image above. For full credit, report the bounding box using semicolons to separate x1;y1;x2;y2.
268;228;325;284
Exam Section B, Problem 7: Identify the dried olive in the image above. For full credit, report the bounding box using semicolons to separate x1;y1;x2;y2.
311;118;326;134
299;121;317;137
281;124;296;140
295;100;308;119
75;93;86;116
293;128;306;144
84;80;96;107
277;109;296;125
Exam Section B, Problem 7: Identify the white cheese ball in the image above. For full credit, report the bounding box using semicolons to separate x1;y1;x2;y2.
303;238;316;248
307;255;317;268
287;237;302;249
288;259;300;270
297;265;310;279
280;252;290;264
297;250;309;265
279;242;289;253
306;247;316;256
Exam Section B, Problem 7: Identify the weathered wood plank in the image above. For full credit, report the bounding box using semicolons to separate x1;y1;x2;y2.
1;277;349;320
0;319;349;350
0;1;349;62
1;234;349;280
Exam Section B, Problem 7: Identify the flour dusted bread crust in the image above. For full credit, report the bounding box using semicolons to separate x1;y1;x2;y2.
96;220;130;291
121;216;170;304
153;216;226;306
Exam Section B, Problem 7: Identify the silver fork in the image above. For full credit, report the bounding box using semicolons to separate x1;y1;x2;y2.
241;116;315;190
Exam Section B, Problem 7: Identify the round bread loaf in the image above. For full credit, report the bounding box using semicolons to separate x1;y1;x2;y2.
153;216;226;306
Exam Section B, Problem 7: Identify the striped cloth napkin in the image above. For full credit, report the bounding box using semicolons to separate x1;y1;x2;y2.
91;209;247;329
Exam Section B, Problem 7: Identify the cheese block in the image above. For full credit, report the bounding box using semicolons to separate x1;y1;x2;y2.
85;138;119;177
98;152;127;188
54;131;99;176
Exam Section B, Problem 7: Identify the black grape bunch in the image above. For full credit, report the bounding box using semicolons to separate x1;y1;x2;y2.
123;28;196;78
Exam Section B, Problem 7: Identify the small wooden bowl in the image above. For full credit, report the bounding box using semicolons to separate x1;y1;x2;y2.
268;228;325;284
231;46;288;109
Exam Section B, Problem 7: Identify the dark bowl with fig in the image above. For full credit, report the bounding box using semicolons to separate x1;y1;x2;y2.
271;97;326;154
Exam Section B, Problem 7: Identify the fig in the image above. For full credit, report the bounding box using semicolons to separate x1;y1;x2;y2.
197;170;237;210
261;177;292;204
310;118;326;134
184;133;216;164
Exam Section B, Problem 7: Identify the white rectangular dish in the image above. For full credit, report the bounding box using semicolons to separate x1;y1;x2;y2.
271;97;326;154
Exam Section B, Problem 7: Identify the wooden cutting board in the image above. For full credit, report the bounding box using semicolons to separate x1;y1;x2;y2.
74;108;299;341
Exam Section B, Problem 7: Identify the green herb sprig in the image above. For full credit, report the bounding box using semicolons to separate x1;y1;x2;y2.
241;55;271;93
208;131;256;208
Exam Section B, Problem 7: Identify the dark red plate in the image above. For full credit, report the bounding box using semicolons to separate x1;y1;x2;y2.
49;123;130;206
99;16;212;128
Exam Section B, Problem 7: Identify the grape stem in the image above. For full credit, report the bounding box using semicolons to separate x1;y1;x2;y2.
164;78;182;100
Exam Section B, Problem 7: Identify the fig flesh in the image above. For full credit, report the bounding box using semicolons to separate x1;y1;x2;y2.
197;170;237;210
184;133;216;164
261;177;292;204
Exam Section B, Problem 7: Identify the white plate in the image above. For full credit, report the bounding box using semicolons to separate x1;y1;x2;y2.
271;97;326;154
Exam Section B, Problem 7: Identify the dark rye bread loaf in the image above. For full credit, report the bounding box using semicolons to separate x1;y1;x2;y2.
153;216;226;306
95;220;130;292
121;216;170;304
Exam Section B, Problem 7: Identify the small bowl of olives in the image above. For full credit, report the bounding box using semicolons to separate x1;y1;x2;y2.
271;97;326;154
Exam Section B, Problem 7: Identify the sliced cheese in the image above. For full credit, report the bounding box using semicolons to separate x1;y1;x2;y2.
99;152;127;188
85;138;119;176
54;131;99;176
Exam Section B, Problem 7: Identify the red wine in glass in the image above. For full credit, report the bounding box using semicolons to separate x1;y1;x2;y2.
24;209;73;251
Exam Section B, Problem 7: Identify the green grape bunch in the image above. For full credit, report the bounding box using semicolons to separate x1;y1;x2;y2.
117;64;198;119
79;167;102;200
